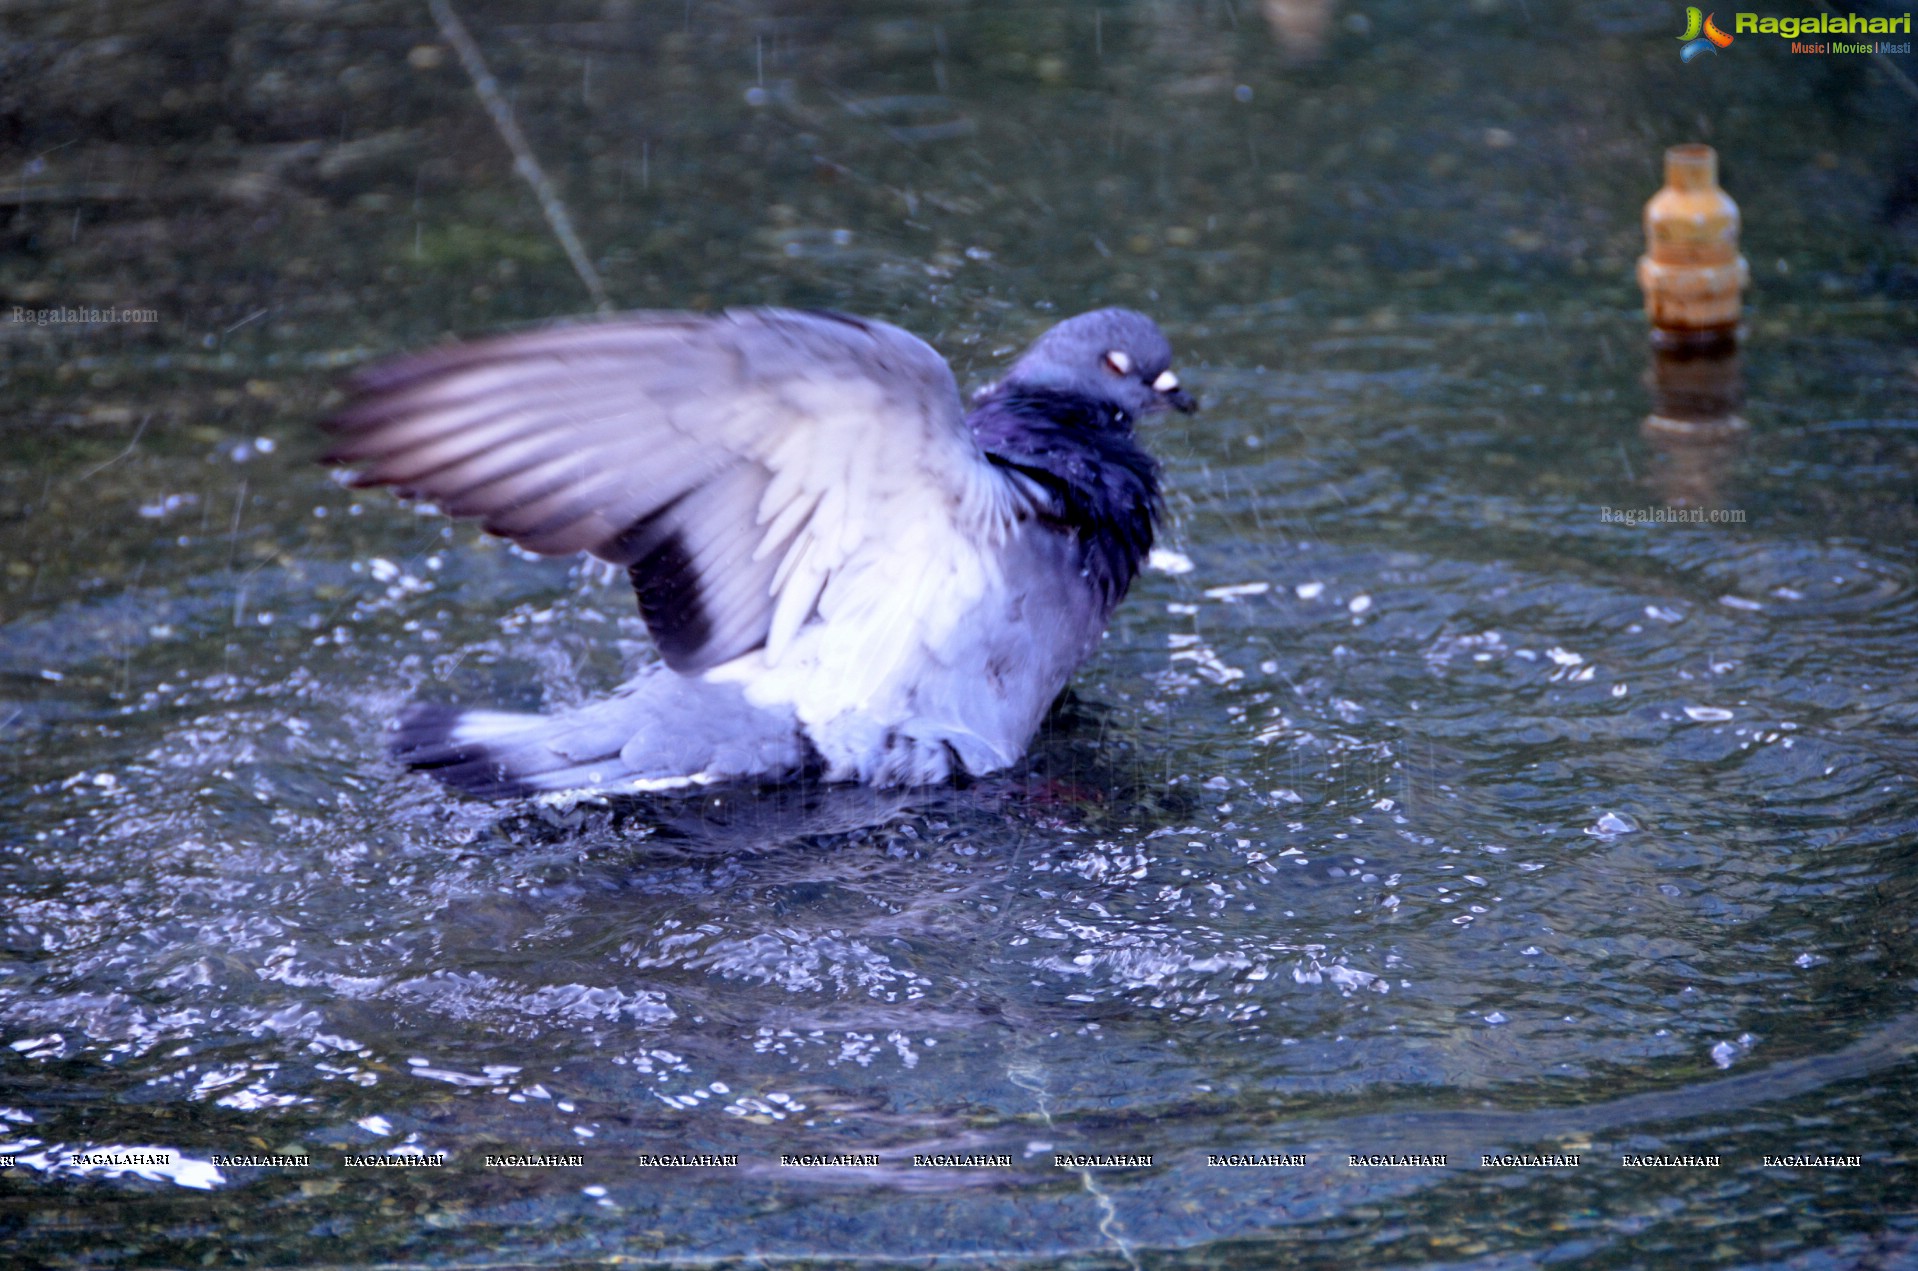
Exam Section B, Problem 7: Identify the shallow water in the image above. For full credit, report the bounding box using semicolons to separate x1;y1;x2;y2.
4;1;1917;1266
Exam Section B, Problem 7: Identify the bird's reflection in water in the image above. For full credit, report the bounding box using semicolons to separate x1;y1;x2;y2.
478;690;1191;869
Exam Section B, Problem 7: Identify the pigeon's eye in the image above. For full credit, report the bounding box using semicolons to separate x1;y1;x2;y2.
1102;350;1134;377
1152;370;1180;393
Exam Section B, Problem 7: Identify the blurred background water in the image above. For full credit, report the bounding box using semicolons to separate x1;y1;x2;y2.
2;0;1916;1265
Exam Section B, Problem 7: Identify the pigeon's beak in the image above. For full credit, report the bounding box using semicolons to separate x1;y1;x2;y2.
1148;368;1198;414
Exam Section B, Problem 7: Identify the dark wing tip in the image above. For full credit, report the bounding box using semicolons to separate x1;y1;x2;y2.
602;503;739;675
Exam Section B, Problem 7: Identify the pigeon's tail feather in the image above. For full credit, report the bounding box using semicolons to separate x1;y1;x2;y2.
389;671;810;798
390;704;643;797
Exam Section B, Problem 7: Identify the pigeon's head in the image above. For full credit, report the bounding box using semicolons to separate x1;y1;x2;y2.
1002;308;1198;417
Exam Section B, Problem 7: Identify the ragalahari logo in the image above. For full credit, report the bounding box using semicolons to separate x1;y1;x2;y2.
1678;7;1736;60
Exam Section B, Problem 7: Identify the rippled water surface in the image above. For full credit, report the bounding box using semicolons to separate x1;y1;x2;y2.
3;1;1916;1266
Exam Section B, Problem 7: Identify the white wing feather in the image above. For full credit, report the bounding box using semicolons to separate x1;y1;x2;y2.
326;309;1024;681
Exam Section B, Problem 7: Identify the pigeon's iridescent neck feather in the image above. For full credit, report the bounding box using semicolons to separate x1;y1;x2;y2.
966;385;1162;609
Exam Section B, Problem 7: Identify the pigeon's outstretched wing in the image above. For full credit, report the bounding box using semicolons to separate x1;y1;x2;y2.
323;309;1020;675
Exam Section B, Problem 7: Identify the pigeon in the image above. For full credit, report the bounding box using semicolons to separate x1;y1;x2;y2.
322;306;1195;796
